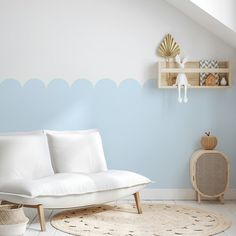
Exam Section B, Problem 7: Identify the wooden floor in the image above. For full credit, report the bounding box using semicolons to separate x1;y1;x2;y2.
24;200;236;236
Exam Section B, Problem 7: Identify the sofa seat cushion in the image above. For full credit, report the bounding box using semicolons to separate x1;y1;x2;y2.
0;170;150;198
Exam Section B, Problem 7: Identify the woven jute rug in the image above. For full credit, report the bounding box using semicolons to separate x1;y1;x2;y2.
51;203;231;236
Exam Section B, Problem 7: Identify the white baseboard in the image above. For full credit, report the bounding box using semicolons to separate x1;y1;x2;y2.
128;188;236;200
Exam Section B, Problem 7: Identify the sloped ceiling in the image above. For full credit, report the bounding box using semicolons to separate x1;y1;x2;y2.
166;0;236;49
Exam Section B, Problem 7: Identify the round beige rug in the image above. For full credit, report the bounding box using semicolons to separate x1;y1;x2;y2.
51;203;231;236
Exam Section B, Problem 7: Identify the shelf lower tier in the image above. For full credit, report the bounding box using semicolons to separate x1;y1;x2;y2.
159;85;230;89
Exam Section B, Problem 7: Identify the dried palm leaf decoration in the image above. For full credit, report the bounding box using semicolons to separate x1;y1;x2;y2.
158;34;180;58
158;34;181;86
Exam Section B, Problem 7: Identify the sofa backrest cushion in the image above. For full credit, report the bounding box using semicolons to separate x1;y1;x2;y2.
0;132;54;179
46;130;108;173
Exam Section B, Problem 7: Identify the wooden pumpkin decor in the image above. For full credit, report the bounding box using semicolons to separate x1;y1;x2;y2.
205;73;217;86
201;132;218;150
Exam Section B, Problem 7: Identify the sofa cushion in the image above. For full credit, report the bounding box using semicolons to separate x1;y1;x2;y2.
45;130;108;173
0;170;150;198
0;132;54;179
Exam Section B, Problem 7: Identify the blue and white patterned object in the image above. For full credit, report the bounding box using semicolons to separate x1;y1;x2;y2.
200;60;219;86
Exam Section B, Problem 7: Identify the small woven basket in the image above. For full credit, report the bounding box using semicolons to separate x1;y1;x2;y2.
0;204;28;225
0;204;28;236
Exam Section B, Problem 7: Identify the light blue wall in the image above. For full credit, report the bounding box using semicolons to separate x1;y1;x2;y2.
0;78;236;188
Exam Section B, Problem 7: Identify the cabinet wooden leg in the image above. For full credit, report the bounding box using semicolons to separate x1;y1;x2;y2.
133;192;142;214
37;205;46;231
197;193;201;204
219;194;224;204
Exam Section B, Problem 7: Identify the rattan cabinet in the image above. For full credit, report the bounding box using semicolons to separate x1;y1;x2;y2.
190;150;229;203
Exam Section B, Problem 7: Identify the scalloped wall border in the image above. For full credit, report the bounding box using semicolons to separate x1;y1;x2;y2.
0;78;157;88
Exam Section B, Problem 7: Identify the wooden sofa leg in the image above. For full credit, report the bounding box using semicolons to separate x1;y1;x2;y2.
37;205;46;232
133;192;142;214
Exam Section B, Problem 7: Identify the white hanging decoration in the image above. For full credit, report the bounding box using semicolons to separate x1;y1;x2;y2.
174;55;190;103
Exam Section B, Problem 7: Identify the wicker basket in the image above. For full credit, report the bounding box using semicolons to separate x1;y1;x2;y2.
0;204;29;236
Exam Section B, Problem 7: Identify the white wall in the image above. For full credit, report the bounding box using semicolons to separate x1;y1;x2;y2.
0;0;236;191
191;0;236;31
0;0;235;85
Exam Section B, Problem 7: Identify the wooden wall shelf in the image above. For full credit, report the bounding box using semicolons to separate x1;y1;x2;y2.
158;61;231;89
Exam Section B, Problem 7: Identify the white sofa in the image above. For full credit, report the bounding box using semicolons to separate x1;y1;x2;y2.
0;130;150;231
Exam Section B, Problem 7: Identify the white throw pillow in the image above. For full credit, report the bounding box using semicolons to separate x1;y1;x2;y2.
45;130;108;173
0;132;54;179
